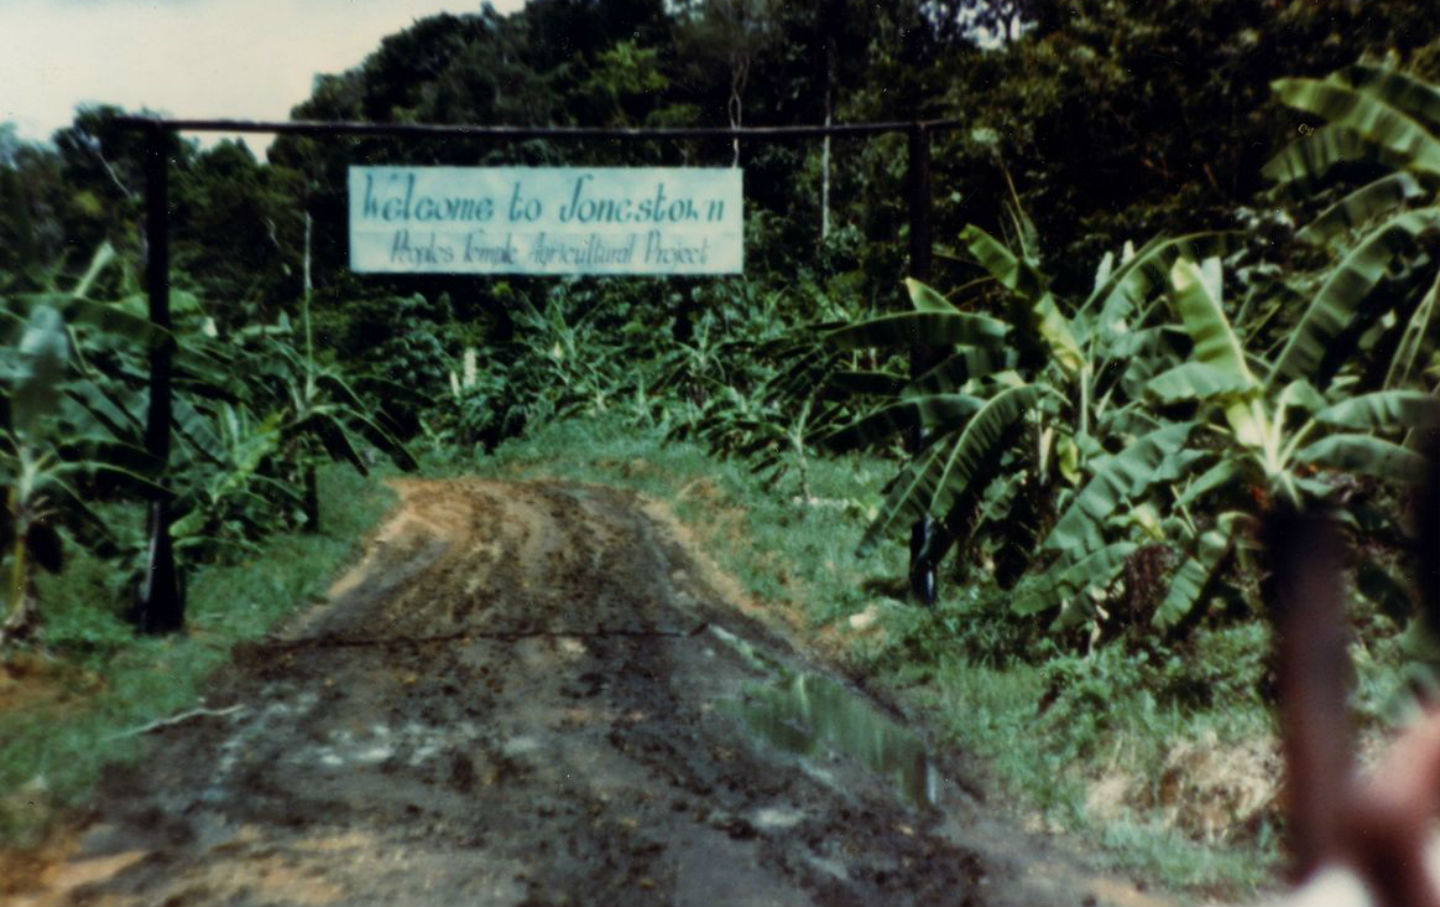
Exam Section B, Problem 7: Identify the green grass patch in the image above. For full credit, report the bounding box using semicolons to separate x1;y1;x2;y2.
0;464;393;846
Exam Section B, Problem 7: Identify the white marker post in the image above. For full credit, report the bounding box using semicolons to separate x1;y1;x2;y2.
348;167;743;276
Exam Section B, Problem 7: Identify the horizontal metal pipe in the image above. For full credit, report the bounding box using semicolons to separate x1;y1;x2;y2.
113;116;960;141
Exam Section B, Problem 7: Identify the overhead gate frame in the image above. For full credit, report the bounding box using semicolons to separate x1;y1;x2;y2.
117;114;960;630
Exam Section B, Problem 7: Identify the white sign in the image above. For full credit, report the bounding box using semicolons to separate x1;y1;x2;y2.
348;166;743;275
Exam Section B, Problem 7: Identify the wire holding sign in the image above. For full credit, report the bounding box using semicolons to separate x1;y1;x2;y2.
348;166;744;275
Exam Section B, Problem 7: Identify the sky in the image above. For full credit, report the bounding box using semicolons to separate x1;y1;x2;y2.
0;0;526;151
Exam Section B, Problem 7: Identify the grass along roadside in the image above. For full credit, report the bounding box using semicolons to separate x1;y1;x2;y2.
0;464;394;848
453;414;1418;901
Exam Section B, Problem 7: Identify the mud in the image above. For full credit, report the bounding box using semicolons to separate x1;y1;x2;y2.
17;479;1169;906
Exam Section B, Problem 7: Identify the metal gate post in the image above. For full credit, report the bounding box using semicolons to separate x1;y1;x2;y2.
907;123;938;605
135;122;183;633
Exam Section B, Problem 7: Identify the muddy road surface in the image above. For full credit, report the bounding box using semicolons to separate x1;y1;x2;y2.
27;479;1164;907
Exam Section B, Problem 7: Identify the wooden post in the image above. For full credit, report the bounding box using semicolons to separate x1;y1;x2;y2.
134;122;184;633
907;123;938;605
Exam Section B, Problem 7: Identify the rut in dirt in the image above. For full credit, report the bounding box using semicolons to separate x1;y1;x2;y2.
36;478;1148;907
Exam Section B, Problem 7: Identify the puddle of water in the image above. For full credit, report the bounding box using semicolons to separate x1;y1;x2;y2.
729;671;939;808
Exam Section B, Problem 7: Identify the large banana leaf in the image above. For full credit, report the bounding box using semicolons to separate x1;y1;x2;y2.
339;410;418;471
901;346;1008;398
959;225;1083;373
305;410;369;475
1169;259;1267;446
1296;433;1429;483
10;305;70;438
1333;64;1440;132
1146;362;1256;405
1104;324;1188;362
1296;173;1426;247
858;442;947;559
1271;78;1440;176
959;224;1047;299
63;382;143;441
56;436;162;480
905;277;962;314
1169;259;1255;386
1271;209;1440;385
1153;523;1234;630
1386;269;1440;389
1262;125;1400;189
1011;541;1137;617
1081;233;1229;321
1173;459;1237;510
857;384;1044;557
1042;421;1196;560
63;379;226;466
1311;390;1440;431
170;394;227;464
823;310;1010;351
822;394;984;453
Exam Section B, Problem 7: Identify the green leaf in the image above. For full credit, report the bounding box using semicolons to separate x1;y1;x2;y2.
1334;63;1440;132
1012;542;1137;616
1386;269;1440;389
1296;173;1426;247
960;224;1046;299
312;412;368;475
1263;125;1394;190
958;225;1083;372
1169;258;1266;445
1147;362;1256;405
1153;527;1232;630
1296;433;1429;483
1082;233;1230;320
1271;209;1440;385
11;305;71;438
1275;379;1329;418
1311;390;1440;431
172;394;227;464
344;412;417;471
1168;259;1255;387
1043;422;1195;559
63;297;172;350
1271;78;1440;176
901;346;1007;398
857;384;1044;557
905;278;963;314
1174;459;1236;510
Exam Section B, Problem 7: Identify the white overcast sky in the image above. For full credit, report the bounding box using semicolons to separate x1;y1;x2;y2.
0;0;526;150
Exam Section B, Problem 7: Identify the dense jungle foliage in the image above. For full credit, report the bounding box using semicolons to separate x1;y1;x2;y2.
4;0;1440;883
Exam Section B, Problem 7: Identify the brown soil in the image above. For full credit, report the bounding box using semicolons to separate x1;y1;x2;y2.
7;478;1171;906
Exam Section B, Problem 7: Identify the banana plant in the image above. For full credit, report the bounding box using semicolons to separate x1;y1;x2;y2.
1265;62;1440;392
0;303;167;640
238;328;416;531
818;218;1224;601
1137;257;1439;629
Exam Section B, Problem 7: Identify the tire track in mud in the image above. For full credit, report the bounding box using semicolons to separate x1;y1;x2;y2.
27;479;1162;907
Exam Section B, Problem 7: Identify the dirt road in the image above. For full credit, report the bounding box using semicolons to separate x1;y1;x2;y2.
23;479;1165;906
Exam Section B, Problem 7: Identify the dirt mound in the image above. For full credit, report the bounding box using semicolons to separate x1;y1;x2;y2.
11;479;1162;906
